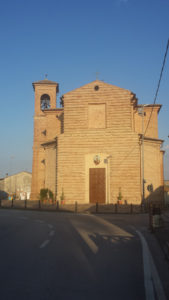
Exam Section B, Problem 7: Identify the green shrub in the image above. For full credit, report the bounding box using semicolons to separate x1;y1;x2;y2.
117;187;123;201
40;188;54;202
60;188;65;202
48;190;54;201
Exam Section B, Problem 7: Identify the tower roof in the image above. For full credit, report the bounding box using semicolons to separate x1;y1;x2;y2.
32;78;59;92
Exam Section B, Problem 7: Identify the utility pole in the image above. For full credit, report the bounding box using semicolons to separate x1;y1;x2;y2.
139;105;149;206
141;106;145;206
106;155;112;204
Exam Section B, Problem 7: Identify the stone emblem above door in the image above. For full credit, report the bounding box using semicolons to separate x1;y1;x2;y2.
93;155;101;165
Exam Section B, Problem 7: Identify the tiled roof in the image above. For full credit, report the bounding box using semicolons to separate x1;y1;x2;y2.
32;78;59;91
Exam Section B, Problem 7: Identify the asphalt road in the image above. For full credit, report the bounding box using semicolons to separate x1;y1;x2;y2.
0;209;168;300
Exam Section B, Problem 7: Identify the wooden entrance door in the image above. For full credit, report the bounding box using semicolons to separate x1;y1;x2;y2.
89;168;106;203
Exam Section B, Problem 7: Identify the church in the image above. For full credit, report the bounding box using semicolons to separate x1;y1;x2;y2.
30;78;164;204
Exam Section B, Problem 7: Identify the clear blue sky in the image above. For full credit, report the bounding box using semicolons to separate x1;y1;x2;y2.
0;0;169;178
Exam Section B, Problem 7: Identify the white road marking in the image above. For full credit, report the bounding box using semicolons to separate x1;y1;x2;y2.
71;216;133;254
48;224;53;229
35;219;44;224
49;230;55;237
76;228;98;254
40;239;50;249
81;213;94;217
149;248;167;300
91;216;133;237
136;230;167;300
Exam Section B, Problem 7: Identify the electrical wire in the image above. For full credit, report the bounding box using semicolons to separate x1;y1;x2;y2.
144;39;169;136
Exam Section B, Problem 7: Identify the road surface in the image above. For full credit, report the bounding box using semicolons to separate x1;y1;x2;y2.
0;209;168;300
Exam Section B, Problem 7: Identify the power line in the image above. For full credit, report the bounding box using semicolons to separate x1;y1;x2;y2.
144;39;169;136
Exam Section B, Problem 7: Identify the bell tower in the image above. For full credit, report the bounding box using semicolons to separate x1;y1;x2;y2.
33;78;59;115
30;78;59;200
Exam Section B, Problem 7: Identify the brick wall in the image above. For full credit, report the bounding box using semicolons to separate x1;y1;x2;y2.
30;81;62;199
31;79;164;204
57;81;141;204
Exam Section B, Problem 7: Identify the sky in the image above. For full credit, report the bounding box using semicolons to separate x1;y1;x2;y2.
0;0;169;179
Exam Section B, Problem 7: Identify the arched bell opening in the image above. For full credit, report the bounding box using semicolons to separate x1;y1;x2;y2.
40;94;50;110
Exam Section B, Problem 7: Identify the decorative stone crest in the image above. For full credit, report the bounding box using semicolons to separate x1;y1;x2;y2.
93;155;101;165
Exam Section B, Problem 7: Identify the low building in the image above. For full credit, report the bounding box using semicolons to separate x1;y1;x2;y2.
164;180;169;205
164;180;169;187
0;172;32;200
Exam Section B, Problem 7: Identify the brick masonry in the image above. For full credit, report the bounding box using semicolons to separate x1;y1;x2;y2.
30;79;164;204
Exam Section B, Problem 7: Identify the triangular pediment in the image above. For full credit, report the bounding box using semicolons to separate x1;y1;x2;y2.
63;80;132;96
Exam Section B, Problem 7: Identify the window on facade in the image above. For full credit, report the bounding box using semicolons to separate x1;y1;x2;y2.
88;104;106;128
40;94;50;110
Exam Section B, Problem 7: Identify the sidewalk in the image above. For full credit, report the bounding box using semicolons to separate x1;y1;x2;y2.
154;210;169;261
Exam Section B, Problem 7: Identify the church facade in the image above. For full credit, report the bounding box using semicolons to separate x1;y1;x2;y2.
30;79;164;204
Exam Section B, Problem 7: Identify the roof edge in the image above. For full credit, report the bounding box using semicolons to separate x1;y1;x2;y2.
139;134;164;143
32;79;59;92
137;104;162;113
63;80;133;96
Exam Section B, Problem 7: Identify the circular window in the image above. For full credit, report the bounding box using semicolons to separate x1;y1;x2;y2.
94;85;99;91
